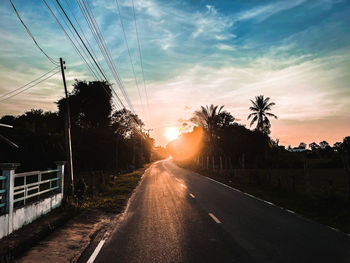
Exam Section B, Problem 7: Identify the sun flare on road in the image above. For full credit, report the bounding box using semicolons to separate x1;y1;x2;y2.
166;127;180;141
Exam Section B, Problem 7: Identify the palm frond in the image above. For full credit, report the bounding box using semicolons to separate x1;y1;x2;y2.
266;112;278;119
250;115;258;126
247;112;257;120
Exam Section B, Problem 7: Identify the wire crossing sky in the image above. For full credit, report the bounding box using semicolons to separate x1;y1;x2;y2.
0;0;350;146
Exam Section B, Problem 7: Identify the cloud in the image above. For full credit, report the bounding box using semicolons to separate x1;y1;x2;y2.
1;0;350;146
215;34;236;40
216;44;235;51
237;0;307;22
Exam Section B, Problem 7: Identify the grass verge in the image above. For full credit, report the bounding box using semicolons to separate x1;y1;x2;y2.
82;164;150;212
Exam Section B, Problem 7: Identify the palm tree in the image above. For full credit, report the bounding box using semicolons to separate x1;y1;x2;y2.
191;104;224;134
190;104;224;154
248;95;277;134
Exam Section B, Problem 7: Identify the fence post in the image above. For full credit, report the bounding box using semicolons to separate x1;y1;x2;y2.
340;153;350;201
212;156;215;170
206;156;209;170
55;161;66;196
220;156;223;171
242;153;245;169
304;156;310;195
0;163;20;235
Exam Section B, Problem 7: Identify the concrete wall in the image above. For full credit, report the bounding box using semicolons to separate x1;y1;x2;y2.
0;193;62;239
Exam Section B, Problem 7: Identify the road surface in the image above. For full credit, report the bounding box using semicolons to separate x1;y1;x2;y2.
91;159;350;263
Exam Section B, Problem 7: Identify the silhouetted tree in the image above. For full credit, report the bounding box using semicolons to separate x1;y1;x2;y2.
0;110;64;171
299;142;307;149
217;111;235;128
190;104;224;135
248;95;277;135
309;142;320;152
57;80;112;129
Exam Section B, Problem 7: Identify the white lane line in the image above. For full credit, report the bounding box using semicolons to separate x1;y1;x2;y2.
189;193;195;198
87;239;106;263
208;213;221;224
180;183;187;189
175;178;181;182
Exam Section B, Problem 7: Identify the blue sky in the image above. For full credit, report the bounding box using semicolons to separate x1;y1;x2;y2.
0;0;350;146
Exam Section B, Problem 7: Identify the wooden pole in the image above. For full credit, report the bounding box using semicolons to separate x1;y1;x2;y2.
60;58;74;194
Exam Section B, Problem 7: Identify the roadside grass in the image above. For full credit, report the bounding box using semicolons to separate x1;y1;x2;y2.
192;168;350;234
82;164;150;211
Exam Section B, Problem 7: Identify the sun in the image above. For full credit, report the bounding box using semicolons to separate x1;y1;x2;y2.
166;127;180;141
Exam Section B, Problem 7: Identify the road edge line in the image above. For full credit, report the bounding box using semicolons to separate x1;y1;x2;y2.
87;240;105;263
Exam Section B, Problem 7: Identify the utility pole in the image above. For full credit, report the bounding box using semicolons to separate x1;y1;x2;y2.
60;58;74;195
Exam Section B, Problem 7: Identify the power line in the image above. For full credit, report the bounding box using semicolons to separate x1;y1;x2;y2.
0;69;60;103
50;0;103;80
42;0;101;81
0;66;59;98
64;0;99;65
43;0;123;110
131;0;150;118
54;0;126;109
9;0;58;65
80;0;134;112
115;0;144;113
55;0;108;81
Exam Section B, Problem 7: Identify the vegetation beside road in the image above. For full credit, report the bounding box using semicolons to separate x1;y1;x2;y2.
80;164;150;211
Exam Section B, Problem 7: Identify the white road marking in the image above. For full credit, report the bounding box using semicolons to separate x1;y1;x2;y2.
189;193;195;198
180;183;187;189
175;178;181;182
87;239;106;263
208;213;221;224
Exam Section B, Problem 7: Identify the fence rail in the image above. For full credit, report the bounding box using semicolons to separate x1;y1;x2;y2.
13;169;60;206
0;162;65;239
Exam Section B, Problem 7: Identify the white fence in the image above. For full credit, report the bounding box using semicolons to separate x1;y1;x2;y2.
0;162;65;239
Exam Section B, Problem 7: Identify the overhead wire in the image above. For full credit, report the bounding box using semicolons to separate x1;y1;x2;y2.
54;0;126;109
131;0;150;119
43;0;124;109
42;0;100;81
0;69;61;103
115;0;144;116
63;0;99;64
78;0;146;134
79;0;134;112
0;66;59;99
50;0;103;80
9;0;59;66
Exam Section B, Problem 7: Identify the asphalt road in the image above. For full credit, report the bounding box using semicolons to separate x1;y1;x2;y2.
92;159;350;263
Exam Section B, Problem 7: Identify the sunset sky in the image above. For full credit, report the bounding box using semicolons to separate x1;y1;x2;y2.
0;0;349;146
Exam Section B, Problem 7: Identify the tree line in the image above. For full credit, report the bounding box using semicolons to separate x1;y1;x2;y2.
167;95;350;170
0;80;154;173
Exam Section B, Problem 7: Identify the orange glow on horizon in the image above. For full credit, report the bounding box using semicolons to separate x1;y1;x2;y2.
167;127;203;161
